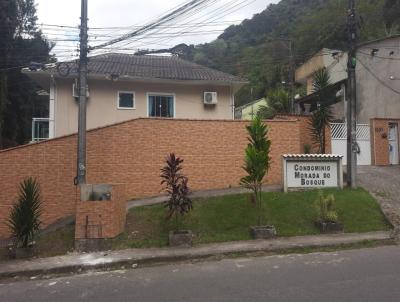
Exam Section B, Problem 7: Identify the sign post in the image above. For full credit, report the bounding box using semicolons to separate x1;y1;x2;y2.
283;154;344;192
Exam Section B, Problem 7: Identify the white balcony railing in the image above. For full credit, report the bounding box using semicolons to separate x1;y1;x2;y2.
32;118;50;142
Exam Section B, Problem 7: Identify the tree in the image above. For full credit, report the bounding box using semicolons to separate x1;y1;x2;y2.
8;177;42;248
0;0;52;149
309;69;336;154
177;0;394;107
240;116;271;226
257;88;291;119
383;0;400;35
0;0;18;149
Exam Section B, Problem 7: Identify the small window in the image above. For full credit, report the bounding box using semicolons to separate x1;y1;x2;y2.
118;92;135;109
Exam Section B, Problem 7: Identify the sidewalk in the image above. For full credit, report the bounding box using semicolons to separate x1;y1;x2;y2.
0;231;392;280
126;185;281;209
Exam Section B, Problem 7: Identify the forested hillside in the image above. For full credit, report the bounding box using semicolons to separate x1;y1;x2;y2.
0;0;52;149
180;0;400;106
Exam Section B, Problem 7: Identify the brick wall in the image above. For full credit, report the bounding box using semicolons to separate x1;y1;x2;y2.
371;118;400;165
278;115;332;154
75;184;126;239
0;117;315;239
0;135;78;240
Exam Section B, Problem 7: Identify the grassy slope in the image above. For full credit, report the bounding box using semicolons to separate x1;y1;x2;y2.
0;188;390;261
110;188;391;249
0;224;75;262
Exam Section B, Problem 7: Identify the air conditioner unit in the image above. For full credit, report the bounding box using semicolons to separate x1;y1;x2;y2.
204;92;218;105
72;83;89;98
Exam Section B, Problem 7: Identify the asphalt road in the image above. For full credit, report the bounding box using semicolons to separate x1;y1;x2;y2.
1;246;400;302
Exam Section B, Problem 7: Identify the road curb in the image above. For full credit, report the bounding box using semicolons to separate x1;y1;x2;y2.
0;231;394;280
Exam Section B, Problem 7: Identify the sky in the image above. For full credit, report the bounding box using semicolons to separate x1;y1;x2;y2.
34;0;278;60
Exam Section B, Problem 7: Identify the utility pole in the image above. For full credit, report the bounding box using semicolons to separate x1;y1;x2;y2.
288;40;295;114
346;0;357;188
77;0;89;184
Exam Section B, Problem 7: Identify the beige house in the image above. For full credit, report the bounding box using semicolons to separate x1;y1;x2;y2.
295;48;348;95
24;53;247;140
294;48;348;118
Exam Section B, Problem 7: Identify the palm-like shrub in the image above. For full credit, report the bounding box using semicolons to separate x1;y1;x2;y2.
8;177;42;248
240;116;271;225
309;68;336;153
161;153;192;228
315;191;339;223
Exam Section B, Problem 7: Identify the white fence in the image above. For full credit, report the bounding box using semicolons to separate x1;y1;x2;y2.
331;123;371;165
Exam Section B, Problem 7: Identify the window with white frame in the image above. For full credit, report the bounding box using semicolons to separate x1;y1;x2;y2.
118;91;135;109
148;94;174;118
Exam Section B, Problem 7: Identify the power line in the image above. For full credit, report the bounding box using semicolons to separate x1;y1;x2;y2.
89;0;258;54
90;0;215;51
105;0;253;53
90;0;221;54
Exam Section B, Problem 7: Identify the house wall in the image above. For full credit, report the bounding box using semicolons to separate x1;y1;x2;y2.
331;87;346;122
0;118;318;239
322;52;348;88
295;50;325;91
54;79;234;137
356;37;400;124
331;102;345;121
371;118;400;165
295;49;347;95
238;98;267;120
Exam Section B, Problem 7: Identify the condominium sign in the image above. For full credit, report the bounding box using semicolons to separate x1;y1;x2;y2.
282;155;343;192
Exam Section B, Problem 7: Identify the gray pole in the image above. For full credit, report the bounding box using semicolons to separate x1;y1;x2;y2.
346;0;357;188
77;0;88;184
289;40;295;114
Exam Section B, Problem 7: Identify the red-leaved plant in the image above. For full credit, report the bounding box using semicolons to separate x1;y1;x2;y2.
160;153;192;229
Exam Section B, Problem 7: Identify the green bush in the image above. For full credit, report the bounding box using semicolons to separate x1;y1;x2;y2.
315;191;338;223
8;177;43;248
240;116;271;225
160;153;192;230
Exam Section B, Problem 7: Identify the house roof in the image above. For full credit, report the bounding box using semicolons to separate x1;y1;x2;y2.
235;98;266;111
25;53;247;85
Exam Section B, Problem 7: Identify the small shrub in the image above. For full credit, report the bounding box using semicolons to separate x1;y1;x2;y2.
240;116;271;226
315;191;339;223
303;144;311;154
160;153;193;229
8;177;43;248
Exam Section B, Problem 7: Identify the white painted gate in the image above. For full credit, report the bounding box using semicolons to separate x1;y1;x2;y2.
331;123;371;165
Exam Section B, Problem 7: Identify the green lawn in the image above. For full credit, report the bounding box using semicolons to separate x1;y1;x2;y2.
109;188;391;249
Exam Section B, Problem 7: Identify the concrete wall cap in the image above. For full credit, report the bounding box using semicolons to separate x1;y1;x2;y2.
282;154;343;159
